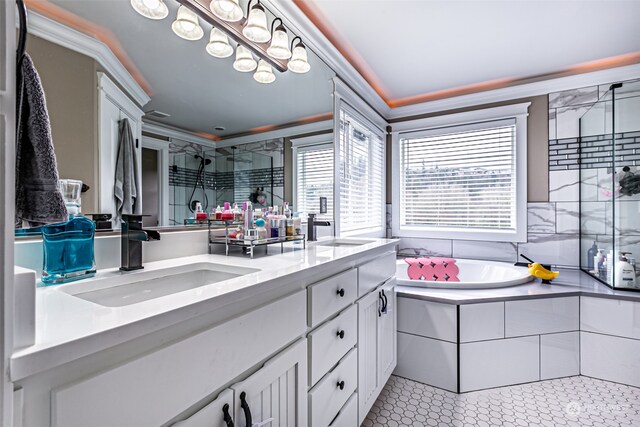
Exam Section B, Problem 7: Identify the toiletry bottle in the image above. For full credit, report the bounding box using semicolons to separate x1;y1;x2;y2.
195;202;207;221
233;203;242;222
255;218;267;241
214;205;222;220
293;213;302;235
616;252;637;288
221;202;234;220
594;249;604;274
270;218;280;238
587;241;598;270
283;202;291;219
286;218;294;237
244;201;254;231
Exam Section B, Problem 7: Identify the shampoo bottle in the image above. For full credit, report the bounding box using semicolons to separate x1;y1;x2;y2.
616;252;637;288
587;241;598;270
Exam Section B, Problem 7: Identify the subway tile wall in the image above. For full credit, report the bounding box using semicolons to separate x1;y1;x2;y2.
391;79;640;268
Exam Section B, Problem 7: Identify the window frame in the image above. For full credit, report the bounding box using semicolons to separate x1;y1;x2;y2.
391;103;530;242
291;134;334;221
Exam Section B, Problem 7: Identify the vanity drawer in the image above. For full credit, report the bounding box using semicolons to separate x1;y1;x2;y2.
309;348;357;427
358;251;396;296
308;268;357;327
329;393;358;427
309;305;357;385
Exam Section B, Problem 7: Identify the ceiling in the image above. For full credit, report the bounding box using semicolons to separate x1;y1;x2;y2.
47;0;335;138
296;0;640;108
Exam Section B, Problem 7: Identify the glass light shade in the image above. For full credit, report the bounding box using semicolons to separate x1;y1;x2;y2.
206;28;233;58
242;4;270;43
233;45;258;72
253;60;275;84
209;0;243;22
267;26;291;60
130;0;168;19
171;6;204;41
288;43;311;73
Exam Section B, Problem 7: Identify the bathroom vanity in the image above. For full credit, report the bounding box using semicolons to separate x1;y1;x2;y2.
10;238;398;427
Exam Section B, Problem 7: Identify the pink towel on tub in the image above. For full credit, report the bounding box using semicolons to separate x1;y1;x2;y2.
404;257;459;282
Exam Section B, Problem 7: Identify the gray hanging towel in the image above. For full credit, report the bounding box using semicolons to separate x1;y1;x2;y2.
15;53;68;228
114;118;141;222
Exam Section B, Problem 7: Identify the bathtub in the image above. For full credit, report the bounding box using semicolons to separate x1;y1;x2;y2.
396;259;532;289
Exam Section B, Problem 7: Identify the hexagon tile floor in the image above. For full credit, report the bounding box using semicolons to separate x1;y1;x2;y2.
363;375;640;427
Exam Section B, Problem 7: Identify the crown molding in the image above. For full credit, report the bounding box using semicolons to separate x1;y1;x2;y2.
215;119;333;148
25;11;150;108
263;0;391;118
387;64;640;121
142;121;217;148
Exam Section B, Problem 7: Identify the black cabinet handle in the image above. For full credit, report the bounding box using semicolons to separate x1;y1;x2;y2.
336;288;345;297
222;403;235;427
337;380;345;390
240;392;252;427
336;330;345;339
381;289;388;313
378;291;383;317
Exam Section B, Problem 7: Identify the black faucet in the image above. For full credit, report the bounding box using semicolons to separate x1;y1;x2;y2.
307;213;331;242
120;214;160;271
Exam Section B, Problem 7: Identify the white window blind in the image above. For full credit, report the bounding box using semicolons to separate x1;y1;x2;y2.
399;119;517;231
339;108;385;234
295;145;334;221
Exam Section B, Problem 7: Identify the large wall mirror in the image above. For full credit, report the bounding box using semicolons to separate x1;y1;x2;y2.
17;0;336;232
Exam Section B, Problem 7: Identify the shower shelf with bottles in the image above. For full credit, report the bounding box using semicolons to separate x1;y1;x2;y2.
207;220;305;258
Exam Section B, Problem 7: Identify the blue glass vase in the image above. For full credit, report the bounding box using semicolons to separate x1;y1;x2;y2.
41;215;96;285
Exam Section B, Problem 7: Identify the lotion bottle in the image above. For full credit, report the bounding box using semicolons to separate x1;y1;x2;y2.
616;252;637;288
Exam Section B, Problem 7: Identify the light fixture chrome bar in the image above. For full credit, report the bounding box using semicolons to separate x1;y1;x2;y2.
176;0;289;72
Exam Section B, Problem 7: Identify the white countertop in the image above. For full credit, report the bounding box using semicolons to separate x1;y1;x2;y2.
397;267;640;304
11;238;398;381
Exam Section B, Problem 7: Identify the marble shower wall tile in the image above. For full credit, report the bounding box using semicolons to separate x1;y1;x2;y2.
452;240;517;262
555;202;579;234
556;104;593;139
518;233;580;267
548;109;557;140
397;238;452;258
549;170;580;202
607;200;640;234
580;201;607;235
527;203;555;233
579;169;600;202
548;86;599;109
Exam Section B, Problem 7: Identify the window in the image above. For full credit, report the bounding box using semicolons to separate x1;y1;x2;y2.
338;106;385;235
392;104;529;242
294;143;334;221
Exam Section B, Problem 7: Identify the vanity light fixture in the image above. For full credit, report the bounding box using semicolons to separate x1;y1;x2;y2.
206;28;234;58
287;37;311;74
243;0;271;43
253;59;276;84
130;0;169;19
233;45;258;72
266;18;291;60
209;0;243;22
171;5;204;41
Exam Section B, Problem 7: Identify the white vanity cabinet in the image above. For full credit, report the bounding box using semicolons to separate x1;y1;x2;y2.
231;339;308;427
172;389;235;427
356;251;397;425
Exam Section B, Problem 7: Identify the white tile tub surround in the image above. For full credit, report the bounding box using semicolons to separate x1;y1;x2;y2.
581;296;640;340
459;302;505;343
452;240;517;263
540;331;580;380
555;105;593;140
549;170;580;202
397;237;452;258
460;336;540;392
505;297;579;337
527;203;556;234
517;233;579;267
396;297;457;343
555;202;580;234
395;332;458;393
581;331;640;388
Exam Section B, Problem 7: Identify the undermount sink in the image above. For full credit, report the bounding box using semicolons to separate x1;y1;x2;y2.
316;238;371;248
59;263;259;307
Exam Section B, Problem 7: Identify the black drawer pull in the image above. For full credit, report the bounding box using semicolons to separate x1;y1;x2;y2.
337;380;345;390
336;330;345;339
222;403;235;427
240;392;252;427
336;288;345;297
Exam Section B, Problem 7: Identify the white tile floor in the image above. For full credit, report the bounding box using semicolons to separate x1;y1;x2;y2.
364;375;640;427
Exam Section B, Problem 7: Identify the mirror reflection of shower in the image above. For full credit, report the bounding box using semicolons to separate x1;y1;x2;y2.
188;154;212;213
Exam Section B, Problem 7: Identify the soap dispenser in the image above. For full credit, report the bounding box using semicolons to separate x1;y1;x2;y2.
616;252;637;288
